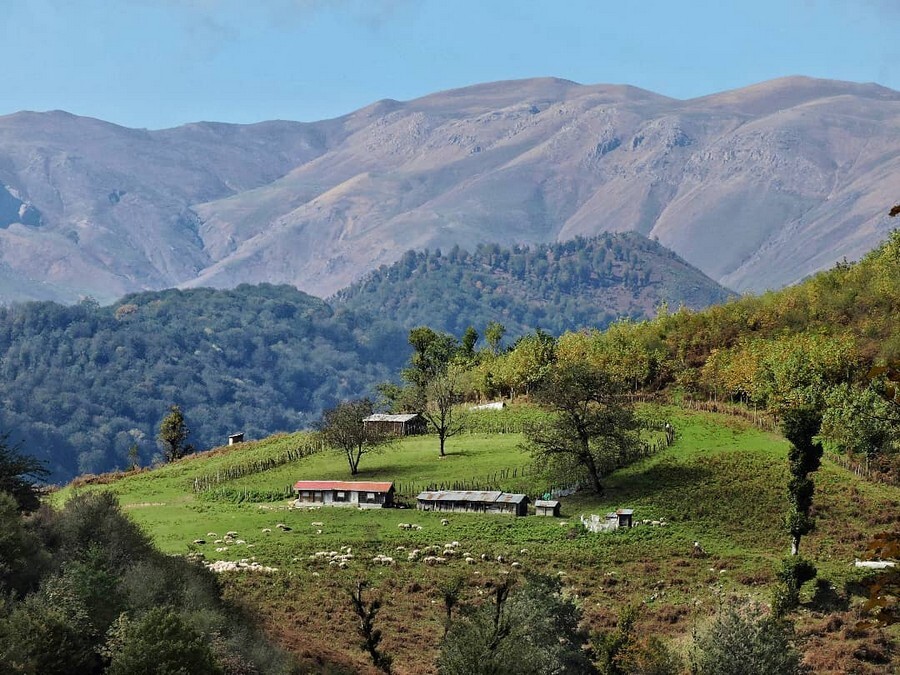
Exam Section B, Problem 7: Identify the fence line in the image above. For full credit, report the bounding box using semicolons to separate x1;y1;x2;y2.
678;397;898;487
191;438;323;493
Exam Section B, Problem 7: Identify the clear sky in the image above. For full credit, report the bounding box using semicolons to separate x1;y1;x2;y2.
1;0;898;129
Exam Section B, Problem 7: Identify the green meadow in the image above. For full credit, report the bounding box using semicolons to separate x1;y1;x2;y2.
53;405;899;673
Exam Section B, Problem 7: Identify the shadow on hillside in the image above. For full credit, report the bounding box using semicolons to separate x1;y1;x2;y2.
604;460;715;503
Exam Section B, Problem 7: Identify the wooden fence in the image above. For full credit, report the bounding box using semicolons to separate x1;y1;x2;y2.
191;438;323;493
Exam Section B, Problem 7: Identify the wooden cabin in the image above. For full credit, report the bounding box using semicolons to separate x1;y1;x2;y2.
293;481;395;508
534;499;561;517
363;413;427;436
416;490;529;516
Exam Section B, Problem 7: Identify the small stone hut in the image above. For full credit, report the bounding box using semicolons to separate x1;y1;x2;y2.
416;490;529;516
228;432;244;446
293;480;395;508
363;413;426;436
534;499;561;517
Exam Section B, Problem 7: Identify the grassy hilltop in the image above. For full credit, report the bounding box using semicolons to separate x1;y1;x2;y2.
55;404;899;674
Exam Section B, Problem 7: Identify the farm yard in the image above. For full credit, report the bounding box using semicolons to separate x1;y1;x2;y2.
53;405;900;674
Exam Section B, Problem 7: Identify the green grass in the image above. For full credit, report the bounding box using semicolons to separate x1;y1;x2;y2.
52;405;900;673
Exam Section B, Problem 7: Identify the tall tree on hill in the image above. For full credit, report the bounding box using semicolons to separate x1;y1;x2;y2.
421;368;466;458
781;405;823;557
158;404;194;463
524;362;641;495
316;399;394;475
771;404;823;615
402;327;467;457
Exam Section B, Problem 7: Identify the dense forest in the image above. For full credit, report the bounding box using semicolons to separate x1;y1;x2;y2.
0;284;408;480
332;233;734;337
0;234;734;482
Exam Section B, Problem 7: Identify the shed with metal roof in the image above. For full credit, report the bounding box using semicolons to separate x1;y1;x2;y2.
416;490;529;516
534;499;561;517
363;413;426;436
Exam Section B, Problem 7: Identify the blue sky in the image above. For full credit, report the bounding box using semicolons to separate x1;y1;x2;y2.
2;0;898;129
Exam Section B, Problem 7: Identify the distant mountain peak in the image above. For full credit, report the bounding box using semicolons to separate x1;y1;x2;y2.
0;75;896;304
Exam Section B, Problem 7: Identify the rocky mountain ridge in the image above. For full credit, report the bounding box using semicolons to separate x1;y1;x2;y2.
0;75;897;303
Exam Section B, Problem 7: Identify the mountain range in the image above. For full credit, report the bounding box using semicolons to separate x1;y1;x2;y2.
0;75;898;304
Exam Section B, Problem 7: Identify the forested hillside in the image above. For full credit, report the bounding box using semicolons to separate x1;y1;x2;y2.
333;233;733;336
0;285;407;480
447;229;900;480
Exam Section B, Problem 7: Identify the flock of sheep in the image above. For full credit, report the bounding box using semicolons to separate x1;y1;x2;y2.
197;517;527;574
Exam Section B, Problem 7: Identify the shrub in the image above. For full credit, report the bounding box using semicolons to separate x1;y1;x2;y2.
690;603;800;675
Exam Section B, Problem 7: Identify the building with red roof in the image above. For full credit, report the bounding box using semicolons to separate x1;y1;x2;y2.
293;480;395;508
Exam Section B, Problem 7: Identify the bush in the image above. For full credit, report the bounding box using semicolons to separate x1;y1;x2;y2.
438;575;595;675
104;607;221;675
690;603;800;675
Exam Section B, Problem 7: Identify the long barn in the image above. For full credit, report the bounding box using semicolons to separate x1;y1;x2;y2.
416;490;529;516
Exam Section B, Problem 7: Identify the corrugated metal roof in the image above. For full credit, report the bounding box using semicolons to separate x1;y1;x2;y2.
534;500;560;507
494;493;528;504
363;414;421;423
417;490;502;502
294;480;394;492
616;509;634;515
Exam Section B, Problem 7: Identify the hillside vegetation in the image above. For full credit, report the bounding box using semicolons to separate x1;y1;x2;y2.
52;405;900;673
0;284;406;480
451;230;900;480
332;233;733;337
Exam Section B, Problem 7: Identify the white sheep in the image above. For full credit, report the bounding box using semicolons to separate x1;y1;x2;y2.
441;518;450;526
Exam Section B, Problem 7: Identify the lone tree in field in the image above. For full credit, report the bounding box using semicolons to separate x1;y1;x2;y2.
158;404;194;463
401;326;467;457
316;399;394;475
525;361;641;495
421;369;466;457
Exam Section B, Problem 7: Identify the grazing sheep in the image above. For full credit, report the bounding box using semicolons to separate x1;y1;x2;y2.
214;539;223;544
519;549;528;555
411;524;423;530
511;562;522;569
398;523;412;530
481;554;489;561
465;557;476;565
226;531;238;537
311;521;324;527
206;532;217;537
496;555;505;563
441;519;450;526
193;539;206;545
261;528;272;533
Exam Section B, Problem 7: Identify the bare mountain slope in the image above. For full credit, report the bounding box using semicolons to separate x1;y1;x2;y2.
0;76;897;303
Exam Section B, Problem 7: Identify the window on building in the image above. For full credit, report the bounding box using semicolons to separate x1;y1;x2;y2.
334;491;346;502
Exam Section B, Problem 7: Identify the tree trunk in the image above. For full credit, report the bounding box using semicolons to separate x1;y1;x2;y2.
791;535;800;556
439;433;446;457
583;451;603;496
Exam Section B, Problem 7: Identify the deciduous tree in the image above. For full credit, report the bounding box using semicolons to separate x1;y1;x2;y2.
315;399;394;475
524;362;641;495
